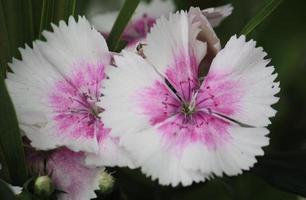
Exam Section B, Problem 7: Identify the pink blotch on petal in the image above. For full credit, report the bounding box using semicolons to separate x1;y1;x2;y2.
158;112;231;153
123;14;156;46
165;50;199;101
25;147;101;200
49;62;108;141
48;148;100;200
197;72;243;116
136;80;181;125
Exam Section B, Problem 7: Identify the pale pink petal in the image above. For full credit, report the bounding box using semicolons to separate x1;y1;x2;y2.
26;147;102;200
48;148;101;200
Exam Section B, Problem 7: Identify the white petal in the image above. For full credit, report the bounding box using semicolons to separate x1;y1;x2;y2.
85;135;136;168
202;4;233;27
89;11;118;33
100;51;162;136
38;16;110;75
204;35;280;127
120;130;207;186
133;0;175;19
189;7;221;59
181;125;269;176
143;10;206;78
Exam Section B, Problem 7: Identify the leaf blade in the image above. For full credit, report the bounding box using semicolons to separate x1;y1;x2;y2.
241;0;283;36
0;179;16;200
0;74;28;185
107;0;140;52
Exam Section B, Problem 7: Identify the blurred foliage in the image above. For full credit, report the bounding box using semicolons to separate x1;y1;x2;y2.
0;179;16;200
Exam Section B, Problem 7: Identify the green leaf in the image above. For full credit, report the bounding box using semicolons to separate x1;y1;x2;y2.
0;145;11;182
38;0;77;39
53;0;77;23
0;0;11;74
21;0;34;43
0;179;16;200
38;0;53;38
107;0;141;52
0;74;28;185
252;151;306;197
241;0;283;36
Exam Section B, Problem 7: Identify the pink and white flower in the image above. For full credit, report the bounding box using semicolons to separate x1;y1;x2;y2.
27;147;103;200
5;16;133;168
100;9;280;186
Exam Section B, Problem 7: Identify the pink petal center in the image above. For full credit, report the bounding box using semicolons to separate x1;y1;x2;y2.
49;62;108;141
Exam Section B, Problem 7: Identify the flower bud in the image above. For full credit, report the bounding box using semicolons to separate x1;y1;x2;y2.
98;171;115;194
34;175;54;197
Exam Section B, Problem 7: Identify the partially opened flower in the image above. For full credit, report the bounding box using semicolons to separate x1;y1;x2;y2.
5;16;133;167
100;9;280;186
27;147;103;200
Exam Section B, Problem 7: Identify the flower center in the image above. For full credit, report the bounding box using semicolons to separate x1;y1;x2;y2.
181;102;196;116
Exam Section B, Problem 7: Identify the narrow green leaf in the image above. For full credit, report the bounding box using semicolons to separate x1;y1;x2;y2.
1;0;26;59
107;0;141;52
38;0;46;39
241;0;283;36
21;0;34;42
0;145;11;182
0;0;11;74
0;179;16;200
38;0;50;39
31;0;43;39
70;0;77;18
53;0;77;23
0;74;28;185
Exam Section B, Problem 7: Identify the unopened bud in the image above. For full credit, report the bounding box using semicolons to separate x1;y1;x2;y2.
34;175;54;197
99;171;114;194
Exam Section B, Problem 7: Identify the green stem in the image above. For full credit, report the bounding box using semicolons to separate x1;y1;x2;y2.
39;0;47;39
71;0;77;18
107;0;140;52
0;0;10;74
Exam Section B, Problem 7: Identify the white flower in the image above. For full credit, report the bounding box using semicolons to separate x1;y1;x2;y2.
100;9;280;186
5;16;134;168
